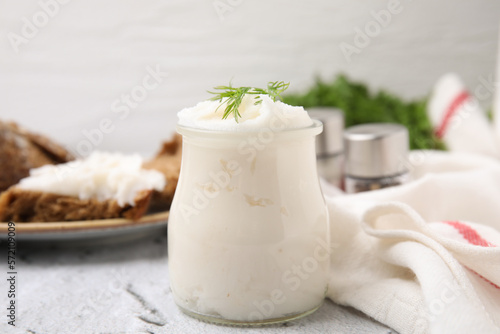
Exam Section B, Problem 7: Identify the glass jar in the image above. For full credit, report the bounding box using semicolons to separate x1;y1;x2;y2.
168;120;330;325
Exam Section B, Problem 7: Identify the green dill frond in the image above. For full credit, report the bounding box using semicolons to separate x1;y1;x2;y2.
208;81;290;122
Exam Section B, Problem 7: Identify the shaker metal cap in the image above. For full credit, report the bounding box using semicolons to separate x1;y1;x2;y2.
343;123;409;178
308;108;344;157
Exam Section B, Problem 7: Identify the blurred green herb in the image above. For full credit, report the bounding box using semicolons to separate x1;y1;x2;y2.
208;81;290;122
283;75;445;150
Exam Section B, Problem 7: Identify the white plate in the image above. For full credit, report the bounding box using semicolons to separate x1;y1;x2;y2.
0;211;169;243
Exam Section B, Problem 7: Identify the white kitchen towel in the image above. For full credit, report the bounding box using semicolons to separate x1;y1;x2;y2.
494;24;500;149
326;150;500;334
427;73;500;158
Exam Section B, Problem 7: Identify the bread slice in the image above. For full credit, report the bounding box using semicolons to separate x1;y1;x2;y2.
0;187;152;222
143;134;182;211
0;121;74;192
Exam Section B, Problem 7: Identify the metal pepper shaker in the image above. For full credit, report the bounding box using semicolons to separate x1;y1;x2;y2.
343;123;410;193
308;108;344;188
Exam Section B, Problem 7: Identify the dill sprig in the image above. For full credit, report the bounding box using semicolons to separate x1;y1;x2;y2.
208;81;290;122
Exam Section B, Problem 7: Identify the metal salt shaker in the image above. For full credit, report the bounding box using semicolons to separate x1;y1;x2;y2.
343;123;410;193
308;108;344;188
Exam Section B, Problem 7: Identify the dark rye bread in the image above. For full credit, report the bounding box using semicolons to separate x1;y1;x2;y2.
0;187;152;222
143;134;182;211
0;121;74;192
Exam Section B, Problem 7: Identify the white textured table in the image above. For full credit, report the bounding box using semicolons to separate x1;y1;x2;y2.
1;230;396;334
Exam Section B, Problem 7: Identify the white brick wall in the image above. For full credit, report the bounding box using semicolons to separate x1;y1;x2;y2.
0;0;498;156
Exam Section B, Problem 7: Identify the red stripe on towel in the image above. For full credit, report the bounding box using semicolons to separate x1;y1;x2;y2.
435;91;470;138
469;268;500;290
443;221;499;289
443;221;496;247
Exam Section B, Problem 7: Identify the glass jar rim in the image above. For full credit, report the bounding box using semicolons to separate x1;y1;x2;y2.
177;119;323;139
